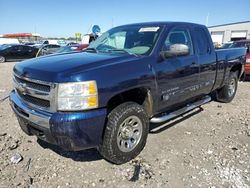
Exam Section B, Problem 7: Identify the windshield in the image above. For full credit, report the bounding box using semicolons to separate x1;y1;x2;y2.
88;25;162;55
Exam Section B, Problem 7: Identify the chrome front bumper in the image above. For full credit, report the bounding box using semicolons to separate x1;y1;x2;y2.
9;90;52;129
10;89;107;151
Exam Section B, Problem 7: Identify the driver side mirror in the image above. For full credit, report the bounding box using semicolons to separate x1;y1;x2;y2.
42;48;48;51
161;44;190;59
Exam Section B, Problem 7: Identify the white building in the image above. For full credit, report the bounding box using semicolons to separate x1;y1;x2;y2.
208;21;250;45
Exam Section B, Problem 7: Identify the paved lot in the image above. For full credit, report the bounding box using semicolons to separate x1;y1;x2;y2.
0;62;249;187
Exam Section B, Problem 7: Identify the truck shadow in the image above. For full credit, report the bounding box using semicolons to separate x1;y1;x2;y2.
36;107;203;162
37;139;102;162
149;107;204;134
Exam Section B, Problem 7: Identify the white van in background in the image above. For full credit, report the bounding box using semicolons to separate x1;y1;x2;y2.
0;38;20;44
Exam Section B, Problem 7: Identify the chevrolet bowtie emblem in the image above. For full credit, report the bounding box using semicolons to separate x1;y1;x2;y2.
17;82;27;93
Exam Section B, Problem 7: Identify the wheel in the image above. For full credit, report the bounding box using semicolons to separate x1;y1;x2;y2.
215;71;238;103
0;56;5;63
98;102;149;164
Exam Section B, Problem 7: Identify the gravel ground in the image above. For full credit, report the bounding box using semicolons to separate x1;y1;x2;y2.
0;62;249;188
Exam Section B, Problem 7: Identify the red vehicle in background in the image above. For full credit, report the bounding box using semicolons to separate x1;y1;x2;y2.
231;40;250;78
246;48;250;77
76;44;89;51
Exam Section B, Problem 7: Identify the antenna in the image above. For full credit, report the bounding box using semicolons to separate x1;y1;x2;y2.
206;13;210;26
86;24;93;34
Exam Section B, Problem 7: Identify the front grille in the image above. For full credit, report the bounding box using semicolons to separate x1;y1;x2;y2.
14;74;53;111
14;76;50;92
17;90;50;108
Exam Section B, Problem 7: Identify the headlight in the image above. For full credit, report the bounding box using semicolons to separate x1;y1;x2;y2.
57;81;98;111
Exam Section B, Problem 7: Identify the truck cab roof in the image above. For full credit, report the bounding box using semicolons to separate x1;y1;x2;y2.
115;21;206;28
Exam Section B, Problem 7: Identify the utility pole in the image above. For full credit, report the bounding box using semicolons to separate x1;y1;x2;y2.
34;25;37;41
206;13;210;27
87;24;92;34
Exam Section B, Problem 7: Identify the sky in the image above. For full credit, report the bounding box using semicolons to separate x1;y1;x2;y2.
0;0;249;38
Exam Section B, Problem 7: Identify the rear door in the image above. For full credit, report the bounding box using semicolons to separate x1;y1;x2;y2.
155;26;199;112
192;27;217;95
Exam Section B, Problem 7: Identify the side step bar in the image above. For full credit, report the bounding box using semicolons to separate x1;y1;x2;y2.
150;95;211;123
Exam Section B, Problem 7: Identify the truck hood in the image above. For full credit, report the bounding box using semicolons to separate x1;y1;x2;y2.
14;52;138;82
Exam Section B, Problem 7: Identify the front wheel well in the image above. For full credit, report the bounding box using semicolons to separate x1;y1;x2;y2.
106;88;153;117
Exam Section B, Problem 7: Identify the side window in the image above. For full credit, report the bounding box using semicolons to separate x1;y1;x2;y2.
164;27;193;55
194;28;210;55
52;45;59;48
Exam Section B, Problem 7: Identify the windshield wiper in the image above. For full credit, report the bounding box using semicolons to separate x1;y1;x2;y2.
83;48;98;53
108;49;138;56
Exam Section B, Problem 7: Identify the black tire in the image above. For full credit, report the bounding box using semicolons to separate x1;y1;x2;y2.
0;56;5;63
98;102;149;164
215;71;238;103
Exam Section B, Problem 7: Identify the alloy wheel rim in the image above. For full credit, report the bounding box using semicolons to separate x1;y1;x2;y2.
0;56;4;63
117;115;143;153
228;78;236;97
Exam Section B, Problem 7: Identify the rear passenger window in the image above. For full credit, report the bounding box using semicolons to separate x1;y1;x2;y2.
194;28;210;55
163;27;194;55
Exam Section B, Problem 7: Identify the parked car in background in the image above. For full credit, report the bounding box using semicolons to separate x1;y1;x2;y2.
220;41;233;49
55;45;80;54
24;42;36;46
55;44;88;54
36;44;61;57
231;40;250;78
0;44;38;63
66;42;79;46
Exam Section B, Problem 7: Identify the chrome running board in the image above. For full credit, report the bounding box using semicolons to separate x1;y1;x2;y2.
150;95;211;123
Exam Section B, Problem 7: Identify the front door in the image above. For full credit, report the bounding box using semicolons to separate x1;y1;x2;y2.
6;46;23;61
155;27;199;112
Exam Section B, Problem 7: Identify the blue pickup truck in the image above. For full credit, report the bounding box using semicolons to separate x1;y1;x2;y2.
10;22;246;164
